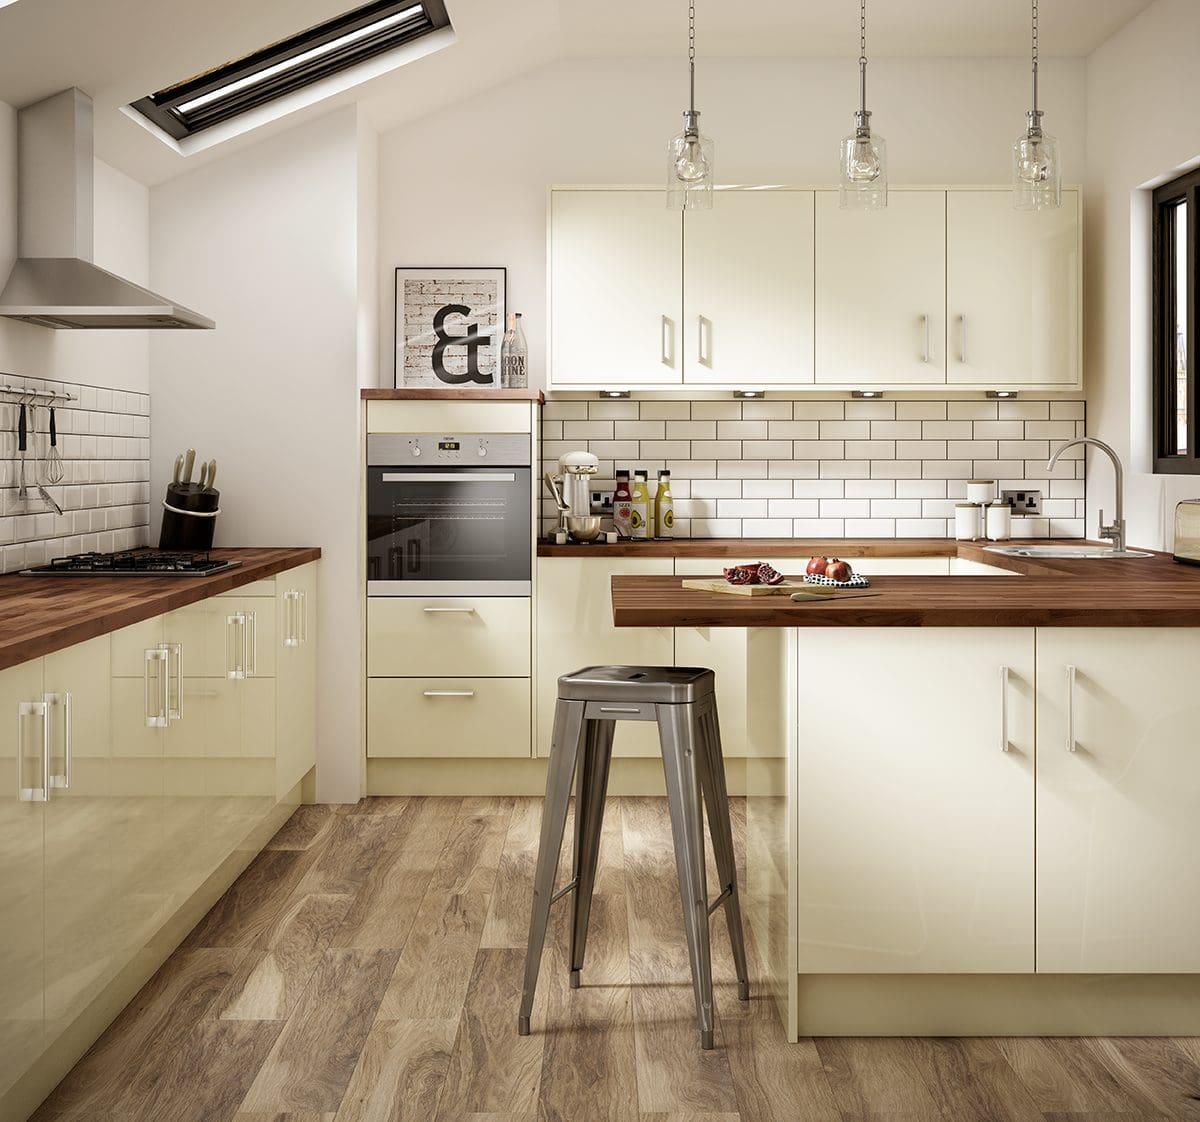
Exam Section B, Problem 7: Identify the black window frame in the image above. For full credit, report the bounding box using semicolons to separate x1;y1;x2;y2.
1153;166;1200;474
129;0;450;141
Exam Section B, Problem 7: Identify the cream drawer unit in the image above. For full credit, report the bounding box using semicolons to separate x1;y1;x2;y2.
216;579;276;598
366;399;538;435
367;597;532;677
367;678;532;758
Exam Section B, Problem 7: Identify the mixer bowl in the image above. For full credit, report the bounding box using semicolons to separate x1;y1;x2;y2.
566;515;603;543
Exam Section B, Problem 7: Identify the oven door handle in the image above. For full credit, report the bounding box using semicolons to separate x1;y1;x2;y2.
380;472;517;483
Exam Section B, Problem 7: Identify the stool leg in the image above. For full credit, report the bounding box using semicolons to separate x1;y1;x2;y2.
569;718;615;988
518;699;586;1035
657;701;716;1050
695;697;751;1002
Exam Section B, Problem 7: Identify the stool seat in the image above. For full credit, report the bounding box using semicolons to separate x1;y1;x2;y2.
520;663;749;1050
557;665;715;704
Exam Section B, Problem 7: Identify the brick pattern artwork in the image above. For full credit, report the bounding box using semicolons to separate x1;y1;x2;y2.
398;273;502;388
541;397;1087;540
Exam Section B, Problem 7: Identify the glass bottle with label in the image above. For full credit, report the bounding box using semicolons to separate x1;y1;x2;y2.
629;471;650;540
654;469;674;539
500;312;528;389
613;470;633;538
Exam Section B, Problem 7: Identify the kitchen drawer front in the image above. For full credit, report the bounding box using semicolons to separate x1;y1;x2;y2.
217;579;276;598
367;597;531;677
366;400;536;435
367;678;532;758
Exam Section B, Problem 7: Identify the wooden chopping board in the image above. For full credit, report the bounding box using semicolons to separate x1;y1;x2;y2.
681;578;811;596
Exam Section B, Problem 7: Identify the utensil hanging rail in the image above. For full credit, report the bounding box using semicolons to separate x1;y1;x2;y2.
0;384;75;404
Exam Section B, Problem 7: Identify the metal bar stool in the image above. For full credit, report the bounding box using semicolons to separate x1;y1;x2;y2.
517;665;750;1050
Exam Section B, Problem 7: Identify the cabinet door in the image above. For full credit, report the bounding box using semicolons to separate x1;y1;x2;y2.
1036;628;1200;972
43;637;115;1052
0;659;45;1102
683;191;815;385
550;189;683;387
276;562;317;798
796;627;1034;972
815;189;947;385
536;557;674;758
947;189;1080;387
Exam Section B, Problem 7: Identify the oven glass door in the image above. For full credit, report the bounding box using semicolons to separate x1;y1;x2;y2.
367;466;532;594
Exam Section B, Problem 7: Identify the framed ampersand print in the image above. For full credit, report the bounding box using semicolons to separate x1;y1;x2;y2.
394;267;507;388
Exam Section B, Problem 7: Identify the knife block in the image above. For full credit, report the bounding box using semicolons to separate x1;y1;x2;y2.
159;481;220;551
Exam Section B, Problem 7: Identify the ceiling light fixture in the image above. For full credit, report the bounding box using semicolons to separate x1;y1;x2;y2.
839;0;886;210
666;0;713;211
1013;0;1062;210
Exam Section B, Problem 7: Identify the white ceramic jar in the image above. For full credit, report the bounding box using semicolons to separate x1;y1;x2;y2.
955;503;983;541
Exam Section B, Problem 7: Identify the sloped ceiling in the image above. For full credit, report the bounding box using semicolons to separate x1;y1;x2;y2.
0;0;1153;186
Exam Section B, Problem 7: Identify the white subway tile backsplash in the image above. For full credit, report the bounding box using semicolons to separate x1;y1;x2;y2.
539;397;1085;541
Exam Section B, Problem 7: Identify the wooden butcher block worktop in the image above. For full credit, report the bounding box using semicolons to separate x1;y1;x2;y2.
0;546;320;672
610;541;1200;628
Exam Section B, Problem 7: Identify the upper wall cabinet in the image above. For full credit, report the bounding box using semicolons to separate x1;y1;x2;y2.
682;191;815;385
814;189;947;386
548;185;1082;392
946;188;1081;387
549;189;683;386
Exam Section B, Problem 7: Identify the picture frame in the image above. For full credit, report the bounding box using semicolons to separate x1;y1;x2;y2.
394;266;507;388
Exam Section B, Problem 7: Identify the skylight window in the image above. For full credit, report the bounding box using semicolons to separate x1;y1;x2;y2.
129;0;450;141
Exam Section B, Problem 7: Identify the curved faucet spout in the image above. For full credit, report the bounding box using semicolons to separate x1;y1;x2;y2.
1047;437;1124;553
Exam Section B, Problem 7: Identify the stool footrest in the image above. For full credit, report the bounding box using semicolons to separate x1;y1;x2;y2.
706;884;733;917
550;877;579;905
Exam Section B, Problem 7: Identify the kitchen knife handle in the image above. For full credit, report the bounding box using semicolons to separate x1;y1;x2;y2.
206;459;217;490
173;454;183;485
183;448;195;484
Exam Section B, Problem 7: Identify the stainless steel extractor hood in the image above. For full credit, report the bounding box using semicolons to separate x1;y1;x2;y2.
0;89;214;330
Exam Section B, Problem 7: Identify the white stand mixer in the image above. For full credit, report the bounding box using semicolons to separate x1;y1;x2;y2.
544;451;602;543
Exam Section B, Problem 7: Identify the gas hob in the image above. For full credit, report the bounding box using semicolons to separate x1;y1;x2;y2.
19;550;242;577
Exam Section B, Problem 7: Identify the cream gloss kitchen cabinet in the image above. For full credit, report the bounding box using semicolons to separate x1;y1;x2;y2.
276;562;318;798
1035;628;1200;973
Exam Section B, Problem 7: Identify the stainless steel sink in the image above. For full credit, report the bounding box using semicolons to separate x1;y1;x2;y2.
985;544;1153;560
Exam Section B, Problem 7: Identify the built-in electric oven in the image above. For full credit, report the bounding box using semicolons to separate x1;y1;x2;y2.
366;432;532;596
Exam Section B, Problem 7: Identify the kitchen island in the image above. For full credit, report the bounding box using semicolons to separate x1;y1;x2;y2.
610;545;1200;1039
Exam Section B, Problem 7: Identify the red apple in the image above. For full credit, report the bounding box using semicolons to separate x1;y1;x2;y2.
825;559;852;582
806;556;828;576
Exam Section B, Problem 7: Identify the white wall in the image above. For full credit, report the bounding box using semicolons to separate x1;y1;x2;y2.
149;106;376;803
1085;0;1200;551
0;98;151;393
376;56;1087;388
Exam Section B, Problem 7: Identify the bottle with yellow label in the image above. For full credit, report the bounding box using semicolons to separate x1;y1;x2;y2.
629;470;650;540
654;469;674;539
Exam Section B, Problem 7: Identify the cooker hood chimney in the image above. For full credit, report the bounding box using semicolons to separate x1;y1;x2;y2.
0;88;214;330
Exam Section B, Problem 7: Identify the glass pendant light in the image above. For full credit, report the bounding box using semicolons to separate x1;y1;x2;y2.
839;0;886;210
1012;0;1061;210
666;0;713;211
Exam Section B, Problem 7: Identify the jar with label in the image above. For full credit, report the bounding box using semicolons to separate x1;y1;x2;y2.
613;470;633;538
654;470;674;538
629;471;650;540
955;503;982;541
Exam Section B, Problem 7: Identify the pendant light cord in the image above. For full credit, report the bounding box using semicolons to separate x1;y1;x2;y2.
859;0;868;115
1031;0;1039;114
688;0;696;114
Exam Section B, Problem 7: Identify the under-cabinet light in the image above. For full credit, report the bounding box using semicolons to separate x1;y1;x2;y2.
986;390;1020;399
733;389;765;399
598;390;631;399
851;390;885;399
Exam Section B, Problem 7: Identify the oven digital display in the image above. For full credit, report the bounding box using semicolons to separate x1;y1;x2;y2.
437;440;460;451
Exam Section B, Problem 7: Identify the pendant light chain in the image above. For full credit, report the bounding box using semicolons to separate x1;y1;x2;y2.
688;0;696;114
859;0;868;115
1031;0;1039;114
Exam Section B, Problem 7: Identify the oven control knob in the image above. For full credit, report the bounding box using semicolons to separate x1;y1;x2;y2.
477;444;487;457
411;445;421;457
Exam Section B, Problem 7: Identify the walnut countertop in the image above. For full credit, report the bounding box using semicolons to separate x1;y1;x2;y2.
0;547;320;672
610;542;1200;628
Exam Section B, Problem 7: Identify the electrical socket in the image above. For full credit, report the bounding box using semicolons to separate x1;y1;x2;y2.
591;489;614;515
1001;489;1043;515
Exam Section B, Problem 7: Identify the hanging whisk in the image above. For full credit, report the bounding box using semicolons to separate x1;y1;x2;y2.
46;404;64;484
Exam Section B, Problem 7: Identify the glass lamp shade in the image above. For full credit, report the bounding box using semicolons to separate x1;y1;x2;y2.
666;127;714;211
839;127;887;210
1012;125;1062;210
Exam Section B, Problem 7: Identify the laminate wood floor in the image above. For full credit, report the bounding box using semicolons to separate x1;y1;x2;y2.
33;797;1200;1121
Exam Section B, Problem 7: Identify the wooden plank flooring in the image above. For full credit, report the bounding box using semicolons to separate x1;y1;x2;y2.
33;796;1200;1121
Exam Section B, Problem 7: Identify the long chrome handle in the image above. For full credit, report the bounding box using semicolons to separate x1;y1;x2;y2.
422;690;476;698
161;643;183;722
381;472;517;484
599;706;643;714
246;610;257;677
661;315;676;368
226;613;246;680
48;691;72;789
921;314;930;363
17;700;49;802
422;606;477;614
959;314;968;364
698;315;713;368
284;589;302;647
1066;665;1077;752
998;666;1010;753
145;647;169;726
300;590;308;644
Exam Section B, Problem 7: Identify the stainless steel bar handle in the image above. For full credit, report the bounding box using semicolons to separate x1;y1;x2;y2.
17;699;49;802
144;648;169;727
161;643;183;722
299;590;308;644
959;314;968;364
661;315;676;368
381;472;517;484
698;315;713;368
226;613;246;680
998;666;1010;753
921;314;931;363
598;706;643;714
422;690;476;698
246;610;257;677
47;691;71;789
284;590;301;647
422;607;477;614
1066;665;1077;752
